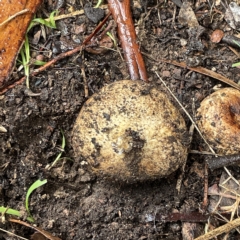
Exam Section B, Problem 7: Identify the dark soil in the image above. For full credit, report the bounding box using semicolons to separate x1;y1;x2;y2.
1;1;240;239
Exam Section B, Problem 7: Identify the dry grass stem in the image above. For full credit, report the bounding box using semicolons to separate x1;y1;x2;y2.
45;4;108;22
0;227;28;240
155;71;216;155
194;217;240;240
0;9;29;27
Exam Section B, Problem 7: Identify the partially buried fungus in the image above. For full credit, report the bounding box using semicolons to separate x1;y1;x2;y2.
196;88;240;155
72;80;188;182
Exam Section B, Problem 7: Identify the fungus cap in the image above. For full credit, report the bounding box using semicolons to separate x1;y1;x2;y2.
72;80;188;182
196;88;240;155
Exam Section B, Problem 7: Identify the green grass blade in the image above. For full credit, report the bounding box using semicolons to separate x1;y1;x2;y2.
32;10;57;29
46;130;66;169
21;10;57;88
0;206;34;222
95;0;103;8
106;32;117;46
25;179;47;222
61;129;66;149
233;40;240;48
49;10;57;28
0;207;21;217
25;36;30;62
32;18;53;28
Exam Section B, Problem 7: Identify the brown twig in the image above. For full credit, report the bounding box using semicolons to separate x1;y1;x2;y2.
9;218;61;240
207;154;240;171
155;212;209;223
0;9;30;27
159;59;240;91
107;0;148;81
201;162;208;212
0;12;111;95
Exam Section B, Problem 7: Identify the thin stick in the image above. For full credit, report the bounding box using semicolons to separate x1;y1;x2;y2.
159;59;240;91
176;123;194;193
189;150;215;155
81;54;88;97
207;154;240;171
202;163;208;211
45;5;108;22
0;227;28;240
0;9;29;27
9;218;61;240
223;167;239;187
155;71;216;155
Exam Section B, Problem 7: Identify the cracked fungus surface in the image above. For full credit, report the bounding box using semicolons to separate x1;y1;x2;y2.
72;80;188;182
196;88;240;155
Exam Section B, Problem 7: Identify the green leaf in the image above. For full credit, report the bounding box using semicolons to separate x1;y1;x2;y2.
27;11;57;32
49;10;57;28
25;179;47;222
32;18;53;28
31;11;57;29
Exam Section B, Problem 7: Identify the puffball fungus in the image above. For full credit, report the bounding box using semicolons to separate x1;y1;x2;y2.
196;88;240;155
72;80;188;182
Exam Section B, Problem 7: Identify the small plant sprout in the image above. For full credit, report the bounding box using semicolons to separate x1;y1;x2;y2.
45;130;67;170
89;2;116;50
0;179;47;223
19;11;57;88
27;11;57;31
25;179;47;222
0;206;34;222
106;32;117;47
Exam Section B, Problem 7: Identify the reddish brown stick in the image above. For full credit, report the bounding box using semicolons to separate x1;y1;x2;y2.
108;0;148;81
9;218;61;240
201;162;208;212
0;12;111;95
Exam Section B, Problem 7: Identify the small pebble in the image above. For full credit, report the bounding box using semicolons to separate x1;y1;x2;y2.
0;125;7;133
84;3;105;23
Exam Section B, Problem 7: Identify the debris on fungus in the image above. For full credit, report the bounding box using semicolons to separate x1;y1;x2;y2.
196;88;240;155
72;80;188;182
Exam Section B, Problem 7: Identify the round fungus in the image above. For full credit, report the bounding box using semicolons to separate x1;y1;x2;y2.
196;87;240;155
72;80;188;182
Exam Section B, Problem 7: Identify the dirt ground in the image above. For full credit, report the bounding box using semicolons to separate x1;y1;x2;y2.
1;0;240;239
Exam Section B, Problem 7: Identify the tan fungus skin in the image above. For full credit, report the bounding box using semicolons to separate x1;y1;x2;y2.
72;80;188;182
196;88;240;155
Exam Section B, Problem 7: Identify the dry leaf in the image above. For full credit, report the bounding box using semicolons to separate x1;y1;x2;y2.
0;0;42;89
178;2;199;28
224;2;240;31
